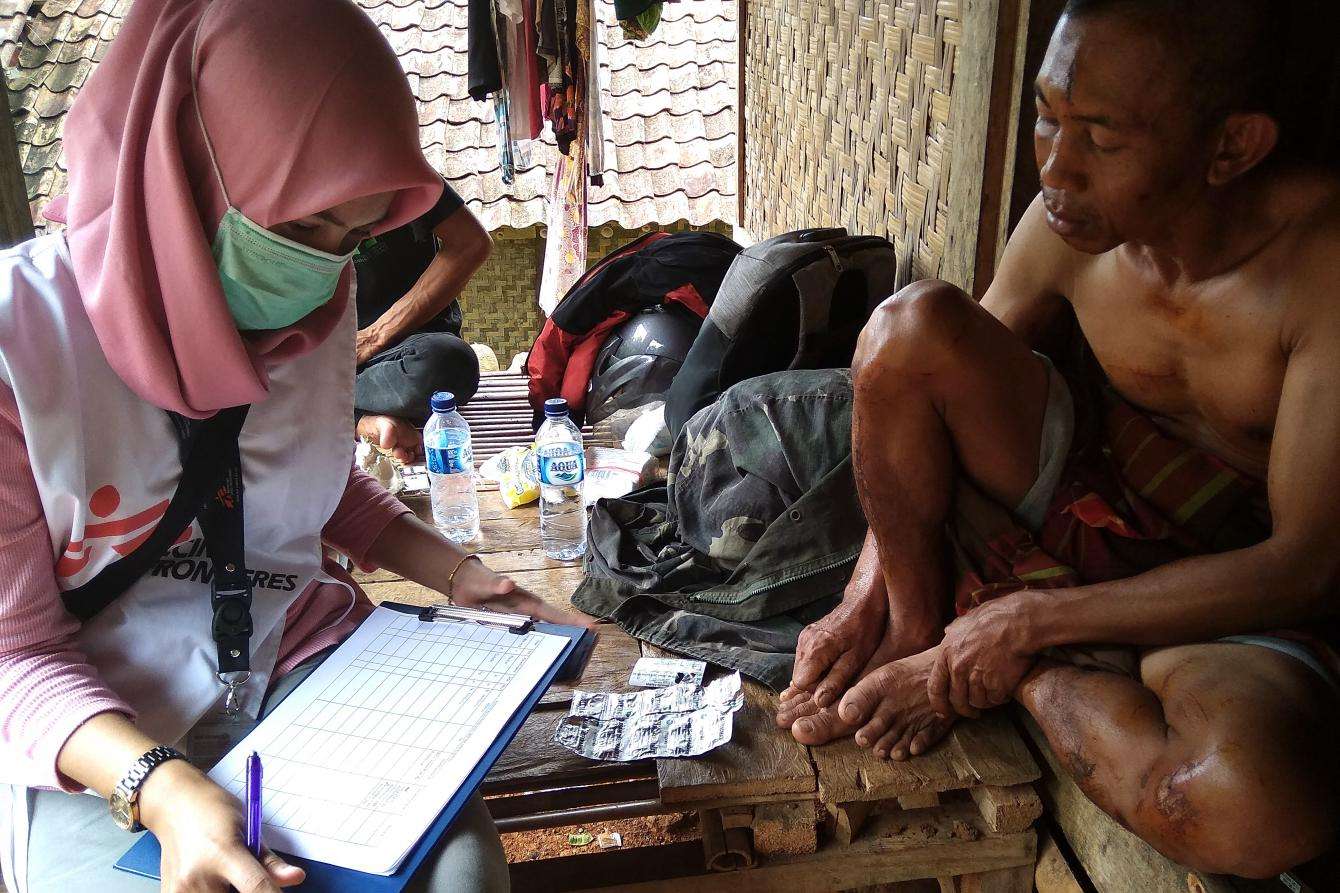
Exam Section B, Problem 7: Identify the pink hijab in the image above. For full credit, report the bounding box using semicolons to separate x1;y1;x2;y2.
58;0;442;417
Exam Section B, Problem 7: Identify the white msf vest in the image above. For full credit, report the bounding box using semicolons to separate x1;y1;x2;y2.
0;235;356;760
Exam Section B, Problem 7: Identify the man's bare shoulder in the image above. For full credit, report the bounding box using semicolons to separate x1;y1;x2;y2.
1002;193;1094;295
1277;170;1340;350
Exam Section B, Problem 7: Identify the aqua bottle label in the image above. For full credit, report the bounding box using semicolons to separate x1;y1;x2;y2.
538;444;585;486
427;431;473;475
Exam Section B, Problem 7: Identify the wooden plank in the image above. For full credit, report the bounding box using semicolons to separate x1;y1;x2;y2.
956;865;1033;893
830;800;875;846
0;92;33;249
967;784;1041;834
359;566;586;616
354;547;562;584
484;705;652;793
735;0;748;234
509;841;707;892
642;644;817;805
1033;829;1084;893
812;711;1038;805
752;799;818;857
898;791;942;810
470;516;546;554
485;776;660;820
1019;712;1237;893
571;803;1035;893
540;622;642;706
669;790;821;813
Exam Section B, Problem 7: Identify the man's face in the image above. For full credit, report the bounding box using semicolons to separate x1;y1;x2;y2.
1034;12;1213;253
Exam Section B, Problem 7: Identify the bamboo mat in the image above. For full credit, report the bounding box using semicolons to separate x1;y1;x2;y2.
460;371;595;461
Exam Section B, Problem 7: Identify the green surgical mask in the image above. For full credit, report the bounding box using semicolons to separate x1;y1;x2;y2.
192;24;351;332
212;207;353;331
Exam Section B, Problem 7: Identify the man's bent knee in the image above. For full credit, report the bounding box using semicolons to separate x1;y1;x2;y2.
1130;753;1335;878
853;279;978;382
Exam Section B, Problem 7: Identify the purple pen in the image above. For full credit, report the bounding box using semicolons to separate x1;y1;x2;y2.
245;751;263;859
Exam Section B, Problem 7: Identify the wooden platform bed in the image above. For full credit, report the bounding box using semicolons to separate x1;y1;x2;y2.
364;482;1042;892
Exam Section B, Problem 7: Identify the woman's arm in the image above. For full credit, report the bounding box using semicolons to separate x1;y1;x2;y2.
0;385;135;790
0;387;300;890
364;511;593;627
57;713;303;891
328;464;592;626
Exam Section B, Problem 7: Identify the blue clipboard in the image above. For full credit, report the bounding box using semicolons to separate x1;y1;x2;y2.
115;601;595;891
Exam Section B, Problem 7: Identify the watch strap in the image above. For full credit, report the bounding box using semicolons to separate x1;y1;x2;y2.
112;745;185;832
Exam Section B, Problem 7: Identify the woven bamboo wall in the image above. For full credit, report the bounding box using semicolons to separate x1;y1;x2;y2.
458;219;734;365
743;0;964;288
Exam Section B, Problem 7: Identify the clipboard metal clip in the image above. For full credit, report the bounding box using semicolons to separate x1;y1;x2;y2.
418;603;535;634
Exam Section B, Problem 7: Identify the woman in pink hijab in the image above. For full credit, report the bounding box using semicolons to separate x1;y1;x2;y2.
0;1;583;890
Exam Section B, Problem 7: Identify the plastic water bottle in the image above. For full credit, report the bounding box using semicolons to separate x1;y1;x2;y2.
424;391;480;543
536;398;587;560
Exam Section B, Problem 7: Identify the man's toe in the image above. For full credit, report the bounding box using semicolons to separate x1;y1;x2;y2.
790;707;852;745
837;674;882;725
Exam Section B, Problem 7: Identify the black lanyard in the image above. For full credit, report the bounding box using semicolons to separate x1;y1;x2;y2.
170;408;254;715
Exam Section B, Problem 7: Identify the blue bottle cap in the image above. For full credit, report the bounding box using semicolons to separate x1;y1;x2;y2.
430;391;456;414
544;398;569;419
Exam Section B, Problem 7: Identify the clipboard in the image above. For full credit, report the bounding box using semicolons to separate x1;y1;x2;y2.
115;601;596;891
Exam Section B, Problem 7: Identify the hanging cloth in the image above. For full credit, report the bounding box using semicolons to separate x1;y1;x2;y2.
498;0;542;143
538;136;588;315
467;0;503;100
584;0;607;186
537;0;563;88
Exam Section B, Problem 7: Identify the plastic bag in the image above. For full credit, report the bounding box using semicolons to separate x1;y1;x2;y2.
583;447;655;509
480;445;541;509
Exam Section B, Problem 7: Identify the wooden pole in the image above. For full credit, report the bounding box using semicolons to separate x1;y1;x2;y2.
735;0;748;239
941;0;1030;298
1;94;35;248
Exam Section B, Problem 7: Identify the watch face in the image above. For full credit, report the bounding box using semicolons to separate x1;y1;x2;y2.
109;791;135;831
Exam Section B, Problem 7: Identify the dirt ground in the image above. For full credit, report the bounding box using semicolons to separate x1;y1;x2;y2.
502;812;699;863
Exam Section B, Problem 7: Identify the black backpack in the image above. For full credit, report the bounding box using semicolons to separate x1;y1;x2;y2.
665;228;898;438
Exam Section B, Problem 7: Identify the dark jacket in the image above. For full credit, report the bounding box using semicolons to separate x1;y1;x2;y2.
573;369;867;690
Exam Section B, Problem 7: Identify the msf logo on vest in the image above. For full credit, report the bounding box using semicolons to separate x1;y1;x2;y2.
56;485;190;579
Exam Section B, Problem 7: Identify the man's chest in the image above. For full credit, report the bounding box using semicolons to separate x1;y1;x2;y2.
1070;265;1286;463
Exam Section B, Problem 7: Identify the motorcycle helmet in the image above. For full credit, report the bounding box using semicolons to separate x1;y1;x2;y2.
585;304;701;425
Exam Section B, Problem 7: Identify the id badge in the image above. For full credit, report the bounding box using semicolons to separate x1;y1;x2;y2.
178;695;259;771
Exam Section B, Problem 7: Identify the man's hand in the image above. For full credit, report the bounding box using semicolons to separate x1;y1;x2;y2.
140;760;305;893
450;555;596;629
356;414;421;464
927;593;1040;718
355;325;386;366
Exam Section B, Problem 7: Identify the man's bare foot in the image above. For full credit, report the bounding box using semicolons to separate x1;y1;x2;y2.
778;630;940;743
835;647;960;760
782;700;862;746
785;592;888;711
778;629;902;726
778;593;941;728
356;414;422;464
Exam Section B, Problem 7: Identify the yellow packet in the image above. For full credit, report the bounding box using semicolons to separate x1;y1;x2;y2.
490;446;540;509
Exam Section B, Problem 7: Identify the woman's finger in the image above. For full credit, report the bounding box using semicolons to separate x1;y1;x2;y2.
218;843;282;893
494;584;596;628
261;848;306;888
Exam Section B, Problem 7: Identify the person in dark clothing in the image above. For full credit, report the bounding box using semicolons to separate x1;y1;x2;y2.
353;178;492;461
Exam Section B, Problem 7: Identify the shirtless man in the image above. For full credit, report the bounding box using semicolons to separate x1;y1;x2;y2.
776;0;1339;876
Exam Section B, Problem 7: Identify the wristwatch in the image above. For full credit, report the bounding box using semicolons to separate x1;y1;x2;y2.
109;745;186;832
